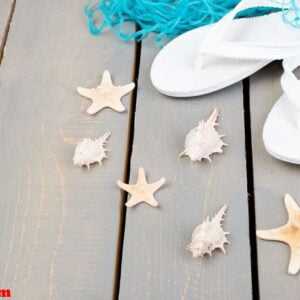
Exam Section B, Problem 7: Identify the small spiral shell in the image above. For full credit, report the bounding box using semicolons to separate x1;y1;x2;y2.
180;108;227;162
187;205;230;258
73;131;111;169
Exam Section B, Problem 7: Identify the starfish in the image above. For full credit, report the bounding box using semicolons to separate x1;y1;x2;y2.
77;70;135;115
117;167;166;207
257;194;300;275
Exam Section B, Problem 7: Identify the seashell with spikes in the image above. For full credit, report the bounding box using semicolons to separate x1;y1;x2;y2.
187;205;230;258
180;108;227;162
73;131;111;169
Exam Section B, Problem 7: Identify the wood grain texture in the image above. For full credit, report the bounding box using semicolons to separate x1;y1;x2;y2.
250;62;300;300
0;0;13;50
119;39;252;300
0;0;135;299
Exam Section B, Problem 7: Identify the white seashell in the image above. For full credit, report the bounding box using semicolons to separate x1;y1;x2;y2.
187;205;230;258
180;108;227;162
73;131;111;169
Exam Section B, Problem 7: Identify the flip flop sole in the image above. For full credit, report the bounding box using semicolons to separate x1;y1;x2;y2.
263;95;300;164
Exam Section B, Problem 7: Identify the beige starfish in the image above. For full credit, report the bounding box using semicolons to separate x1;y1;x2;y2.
257;194;300;275
117;167;166;207
77;70;135;115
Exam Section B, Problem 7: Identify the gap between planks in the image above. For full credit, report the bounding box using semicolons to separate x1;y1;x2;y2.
243;78;260;300
112;38;142;300
0;0;16;65
113;64;260;299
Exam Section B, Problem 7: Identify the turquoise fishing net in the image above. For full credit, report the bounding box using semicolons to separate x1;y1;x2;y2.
84;0;300;46
279;0;300;27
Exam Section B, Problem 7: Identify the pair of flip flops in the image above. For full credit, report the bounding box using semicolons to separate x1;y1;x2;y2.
150;0;300;164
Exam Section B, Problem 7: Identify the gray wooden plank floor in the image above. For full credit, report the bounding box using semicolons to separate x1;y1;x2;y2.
119;39;252;300
1;1;300;299
0;0;135;299
250;63;300;300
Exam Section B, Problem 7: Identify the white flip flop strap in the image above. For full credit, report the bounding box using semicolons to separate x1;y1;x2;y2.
197;0;296;63
204;0;280;45
199;41;300;60
281;54;300;110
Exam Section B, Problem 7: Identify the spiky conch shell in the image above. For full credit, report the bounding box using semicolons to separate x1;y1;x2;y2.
180;108;227;162
73;131;111;169
187;205;230;258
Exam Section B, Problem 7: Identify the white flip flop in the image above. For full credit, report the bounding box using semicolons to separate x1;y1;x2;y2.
151;0;300;97
263;53;300;164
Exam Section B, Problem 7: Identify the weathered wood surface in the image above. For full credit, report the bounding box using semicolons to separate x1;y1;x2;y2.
2;1;300;299
250;63;300;300
119;39;252;299
0;0;135;299
0;0;13;51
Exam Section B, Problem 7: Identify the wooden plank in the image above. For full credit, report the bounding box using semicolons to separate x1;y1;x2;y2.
119;39;252;299
250;62;300;300
0;0;135;298
0;0;13;51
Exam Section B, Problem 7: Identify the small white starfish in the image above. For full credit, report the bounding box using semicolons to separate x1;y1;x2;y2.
117;167;166;207
257;194;300;275
77;70;135;115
